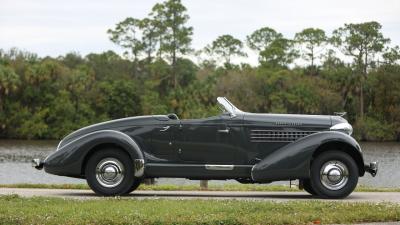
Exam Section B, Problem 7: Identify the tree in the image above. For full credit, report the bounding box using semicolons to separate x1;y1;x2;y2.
294;28;327;67
205;34;246;66
259;38;298;69
86;51;133;80
332;21;390;118
0;65;19;132
139;18;158;64
65;65;95;123
151;0;193;87
247;27;297;68
382;46;400;65
97;80;142;119
246;27;282;52
149;3;167;59
108;17;144;76
60;52;85;69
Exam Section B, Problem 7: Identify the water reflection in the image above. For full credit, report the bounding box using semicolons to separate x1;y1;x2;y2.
1;140;399;187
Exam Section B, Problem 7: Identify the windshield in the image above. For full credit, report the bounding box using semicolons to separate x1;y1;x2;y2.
217;97;242;116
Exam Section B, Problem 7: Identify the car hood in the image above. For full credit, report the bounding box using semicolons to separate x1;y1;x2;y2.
243;113;346;129
58;115;169;149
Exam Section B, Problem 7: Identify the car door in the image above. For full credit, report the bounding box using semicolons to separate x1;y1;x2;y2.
150;121;181;162
178;114;239;164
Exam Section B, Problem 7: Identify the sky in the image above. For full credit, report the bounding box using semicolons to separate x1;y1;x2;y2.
1;0;399;64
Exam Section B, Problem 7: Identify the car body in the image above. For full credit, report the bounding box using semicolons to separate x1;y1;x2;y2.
33;97;378;198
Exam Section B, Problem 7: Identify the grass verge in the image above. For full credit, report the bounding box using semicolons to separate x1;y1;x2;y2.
0;194;399;225
1;183;399;192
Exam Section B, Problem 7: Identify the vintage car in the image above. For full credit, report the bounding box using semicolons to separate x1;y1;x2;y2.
33;97;377;198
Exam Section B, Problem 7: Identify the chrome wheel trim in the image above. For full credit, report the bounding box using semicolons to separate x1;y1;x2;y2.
95;158;124;188
320;160;349;191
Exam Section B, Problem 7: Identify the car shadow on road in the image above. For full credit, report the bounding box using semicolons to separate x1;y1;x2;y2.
59;191;358;200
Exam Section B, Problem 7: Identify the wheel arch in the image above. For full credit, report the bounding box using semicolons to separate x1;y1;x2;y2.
78;130;145;178
45;129;145;178
312;141;365;176
251;131;365;182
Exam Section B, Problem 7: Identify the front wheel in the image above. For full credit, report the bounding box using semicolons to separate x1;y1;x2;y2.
85;148;140;196
310;151;359;199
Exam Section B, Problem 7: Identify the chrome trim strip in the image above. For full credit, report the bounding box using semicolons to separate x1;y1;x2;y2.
56;140;62;151
205;164;234;170
134;159;145;177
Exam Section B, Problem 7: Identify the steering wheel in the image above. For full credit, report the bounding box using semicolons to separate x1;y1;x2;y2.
167;113;179;120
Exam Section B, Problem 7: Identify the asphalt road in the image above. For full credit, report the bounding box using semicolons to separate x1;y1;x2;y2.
1;188;400;202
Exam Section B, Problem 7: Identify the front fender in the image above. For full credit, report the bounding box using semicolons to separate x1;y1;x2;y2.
251;131;363;182
44;130;144;178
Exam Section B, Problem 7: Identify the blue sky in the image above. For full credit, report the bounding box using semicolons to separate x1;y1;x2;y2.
1;0;399;64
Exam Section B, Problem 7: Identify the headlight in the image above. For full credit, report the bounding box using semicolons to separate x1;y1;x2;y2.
330;123;353;135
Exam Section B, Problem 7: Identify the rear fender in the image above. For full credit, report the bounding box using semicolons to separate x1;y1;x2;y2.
251;131;363;182
44;130;144;177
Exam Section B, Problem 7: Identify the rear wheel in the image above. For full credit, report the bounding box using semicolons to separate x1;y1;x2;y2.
85;148;140;196
301;179;316;195
310;151;358;199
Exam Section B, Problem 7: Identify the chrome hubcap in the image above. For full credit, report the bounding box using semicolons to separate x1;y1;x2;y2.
95;158;124;188
320;160;349;190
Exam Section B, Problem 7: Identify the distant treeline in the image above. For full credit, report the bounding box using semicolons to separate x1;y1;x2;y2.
1;0;400;141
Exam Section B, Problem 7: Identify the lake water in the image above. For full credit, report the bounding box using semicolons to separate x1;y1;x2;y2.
1;140;399;187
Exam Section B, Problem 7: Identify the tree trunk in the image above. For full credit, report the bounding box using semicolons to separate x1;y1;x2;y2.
200;180;208;189
360;82;364;118
144;178;156;185
360;48;368;119
310;47;314;68
172;49;177;88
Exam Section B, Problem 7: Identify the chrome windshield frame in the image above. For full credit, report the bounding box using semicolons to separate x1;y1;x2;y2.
217;97;242;118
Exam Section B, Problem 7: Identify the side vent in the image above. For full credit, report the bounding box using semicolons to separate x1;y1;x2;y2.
250;130;317;142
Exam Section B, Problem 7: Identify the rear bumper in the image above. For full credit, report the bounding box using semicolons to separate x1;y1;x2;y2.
364;162;378;177
32;158;44;170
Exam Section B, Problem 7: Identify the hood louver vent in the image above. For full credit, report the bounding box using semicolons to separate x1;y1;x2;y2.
250;130;318;142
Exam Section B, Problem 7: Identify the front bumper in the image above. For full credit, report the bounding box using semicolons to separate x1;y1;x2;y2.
32;158;44;170
364;162;378;177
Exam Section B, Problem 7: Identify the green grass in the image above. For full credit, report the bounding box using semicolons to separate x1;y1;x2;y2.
1;183;399;192
0;194;399;225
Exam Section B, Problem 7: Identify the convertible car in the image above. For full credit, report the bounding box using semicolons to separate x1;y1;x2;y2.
33;97;377;198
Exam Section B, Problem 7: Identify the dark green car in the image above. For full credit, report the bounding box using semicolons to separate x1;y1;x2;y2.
33;97;378;198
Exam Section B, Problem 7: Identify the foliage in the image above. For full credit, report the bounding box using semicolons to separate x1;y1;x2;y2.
354;116;396;141
205;34;246;66
0;1;399;141
294;28;327;67
332;22;391;119
246;27;283;52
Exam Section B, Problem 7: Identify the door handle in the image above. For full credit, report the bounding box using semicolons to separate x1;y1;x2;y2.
160;126;170;132
218;129;230;133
